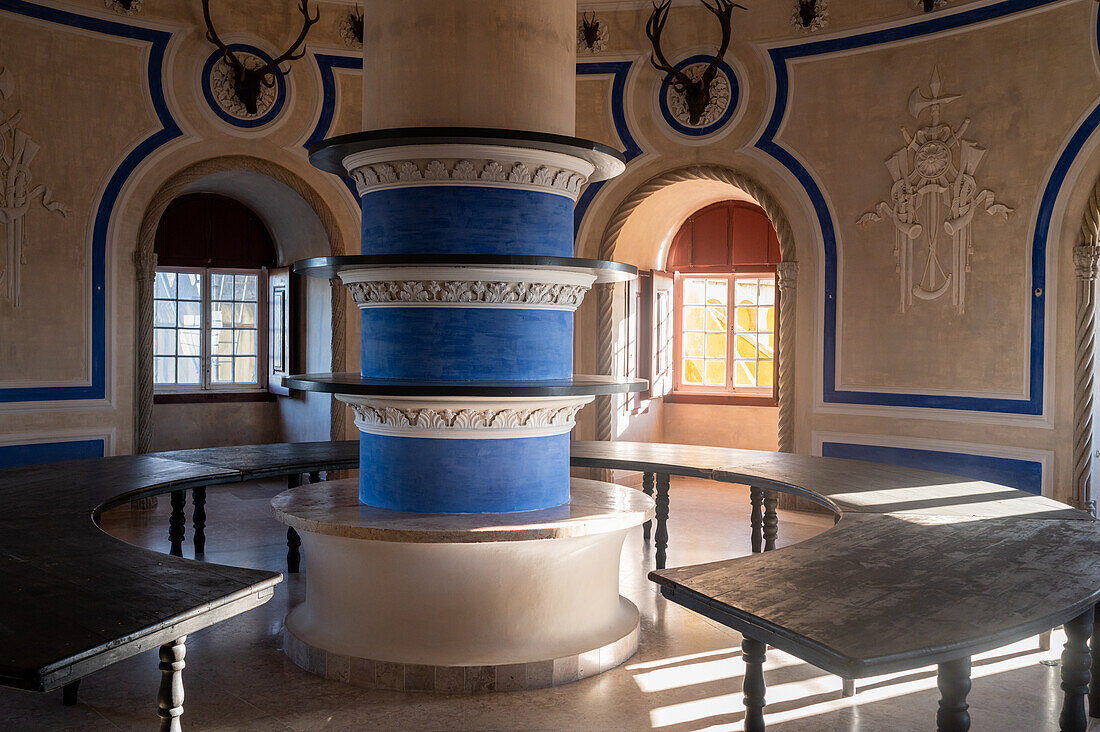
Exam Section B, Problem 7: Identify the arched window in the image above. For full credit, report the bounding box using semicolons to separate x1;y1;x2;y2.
667;200;780;402
152;193;276;392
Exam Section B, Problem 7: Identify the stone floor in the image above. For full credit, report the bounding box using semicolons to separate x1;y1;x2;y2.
1;475;1093;730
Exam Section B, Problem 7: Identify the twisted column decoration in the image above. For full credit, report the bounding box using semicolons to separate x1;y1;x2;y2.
592;165;798;450
1073;244;1100;513
134;156;351;454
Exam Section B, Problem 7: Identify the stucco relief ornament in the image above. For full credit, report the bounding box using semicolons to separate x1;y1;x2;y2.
791;0;828;33
0;66;70;308
667;63;731;128
210;53;277;120
577;13;608;54
104;0;142;15
857;67;1012;315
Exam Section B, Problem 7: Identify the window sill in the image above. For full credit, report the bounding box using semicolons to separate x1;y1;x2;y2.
154;391;277;404
665;392;777;407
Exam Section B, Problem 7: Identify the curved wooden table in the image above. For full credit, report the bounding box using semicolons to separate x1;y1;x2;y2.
570;440;1100;731
3;439;1098;731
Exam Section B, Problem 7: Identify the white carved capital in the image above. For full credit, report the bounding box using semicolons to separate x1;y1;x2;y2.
339;266;597;311
1075;245;1100;281
337;395;594;439
342;144;596;200
777;261;799;291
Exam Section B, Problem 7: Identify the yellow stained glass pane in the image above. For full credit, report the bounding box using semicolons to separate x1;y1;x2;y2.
683;359;704;384
706;279;728;305
758;359;774;387
764;306;775;332
735;307;756;332
735;360;756;386
683;332;705;358
684;279;705;305
758;333;774;359
735;334;758;359
683;306;704;331
705;333;726;358
735;280;757;305
705;306;727;332
705;359;726;386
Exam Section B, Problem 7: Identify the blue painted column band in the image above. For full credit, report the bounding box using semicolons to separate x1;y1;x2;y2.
361;308;573;381
361;187;575;257
359;432;570;512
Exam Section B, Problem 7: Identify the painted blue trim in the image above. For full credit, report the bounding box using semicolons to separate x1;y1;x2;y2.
575;61;644;236
756;0;1086;415
656;55;738;137
361;308;573;381
820;441;1043;496
200;44;286;128
359;432;570;512
361;186;576;257
0;439;104;469
0;1;181;403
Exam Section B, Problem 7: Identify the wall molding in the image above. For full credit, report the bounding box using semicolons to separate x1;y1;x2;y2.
755;0;1088;416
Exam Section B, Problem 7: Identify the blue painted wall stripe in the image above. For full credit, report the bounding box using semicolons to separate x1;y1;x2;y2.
359;432;570;513
0;439;104;469
820;441;1043;495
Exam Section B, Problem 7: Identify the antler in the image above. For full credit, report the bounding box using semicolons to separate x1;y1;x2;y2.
698;0;742;88
256;0;319;84
201;0;244;72
646;1;694;91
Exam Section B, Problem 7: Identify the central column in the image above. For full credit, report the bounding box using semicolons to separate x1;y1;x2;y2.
274;0;651;691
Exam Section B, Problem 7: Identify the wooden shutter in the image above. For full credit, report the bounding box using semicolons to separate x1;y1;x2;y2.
267;267;292;396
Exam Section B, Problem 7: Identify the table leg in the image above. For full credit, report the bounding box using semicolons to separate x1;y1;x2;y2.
62;679;79;706
192;487;206;556
654;473;670;570
286;474;303;573
936;656;971;732
308;471;321;484
763;492;778;552
742;636;767;732
1041;630;1052;652
842;677;855;697
750;485;763;554
168;490;185;558
1061;607;1094;731
157;636;186;732
1090;604;1100;717
642;472;655;544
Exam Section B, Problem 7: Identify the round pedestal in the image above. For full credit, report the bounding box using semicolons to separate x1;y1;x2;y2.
272;478;653;691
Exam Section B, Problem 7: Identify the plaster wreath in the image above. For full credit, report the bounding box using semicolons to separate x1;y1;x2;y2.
667;63;731;128
210;53;278;119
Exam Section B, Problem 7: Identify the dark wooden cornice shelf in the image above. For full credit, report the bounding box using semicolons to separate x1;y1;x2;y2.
282;373;648;397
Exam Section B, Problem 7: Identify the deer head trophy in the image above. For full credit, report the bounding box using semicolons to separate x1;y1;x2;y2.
349;6;364;45
921;0;938;11
646;0;743;126
796;0;818;28
580;12;602;50
201;0;319;116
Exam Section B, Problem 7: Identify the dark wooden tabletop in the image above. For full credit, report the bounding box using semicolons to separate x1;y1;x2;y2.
569;440;1100;678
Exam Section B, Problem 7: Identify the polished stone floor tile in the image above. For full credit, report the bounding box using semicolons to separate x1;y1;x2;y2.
0;476;1091;730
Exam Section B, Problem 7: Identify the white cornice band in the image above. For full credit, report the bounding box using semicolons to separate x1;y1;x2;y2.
342;144;597;200
337;395;595;439
339;266;597;311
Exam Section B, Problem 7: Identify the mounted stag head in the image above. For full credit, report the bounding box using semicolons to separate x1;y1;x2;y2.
202;0;319;116
581;12;601;50
349;6;364;45
922;0;937;10
797;0;818;27
646;0;744;126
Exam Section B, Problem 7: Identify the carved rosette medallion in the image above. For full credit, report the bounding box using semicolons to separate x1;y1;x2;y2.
337;14;363;49
337;395;595;439
339;266;598;312
209;53;278;120
791;0;828;33
104;0;143;15
857;66;1013;315
577;19;609;54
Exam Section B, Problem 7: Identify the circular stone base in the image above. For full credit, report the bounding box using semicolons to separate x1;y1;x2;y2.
282;600;640;692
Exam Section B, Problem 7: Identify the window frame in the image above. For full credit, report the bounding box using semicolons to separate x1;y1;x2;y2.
153;266;268;395
670;268;778;406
